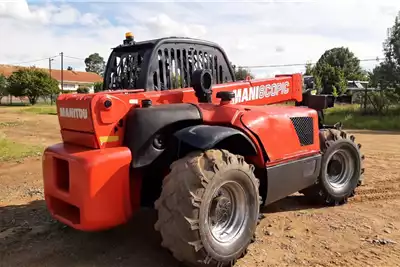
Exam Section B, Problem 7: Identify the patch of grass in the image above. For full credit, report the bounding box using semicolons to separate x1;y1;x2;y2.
18;105;57;115
0;137;44;162
0;105;57;115
325;104;400;131
0;121;24;127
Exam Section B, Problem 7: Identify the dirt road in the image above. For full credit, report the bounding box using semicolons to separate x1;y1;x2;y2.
1;111;399;267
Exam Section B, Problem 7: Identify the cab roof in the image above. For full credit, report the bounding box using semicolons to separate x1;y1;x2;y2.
113;36;223;50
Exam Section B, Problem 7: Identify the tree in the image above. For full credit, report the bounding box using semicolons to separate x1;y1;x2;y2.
7;67;59;105
313;47;366;95
231;64;254;80
376;11;400;94
304;61;314;76
367;65;399;114
368;63;393;90
84;53;105;76
0;74;8;103
317;62;347;96
364;11;400;114
67;66;73;71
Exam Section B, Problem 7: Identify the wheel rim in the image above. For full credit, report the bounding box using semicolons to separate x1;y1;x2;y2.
208;181;247;245
326;148;355;188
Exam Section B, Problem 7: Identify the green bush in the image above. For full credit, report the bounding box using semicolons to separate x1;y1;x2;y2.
94;82;103;93
62;90;75;94
77;87;90;94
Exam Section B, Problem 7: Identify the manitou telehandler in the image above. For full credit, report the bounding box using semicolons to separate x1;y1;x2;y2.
42;32;365;267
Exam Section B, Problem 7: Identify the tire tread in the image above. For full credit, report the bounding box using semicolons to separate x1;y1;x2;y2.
300;128;365;205
154;149;261;267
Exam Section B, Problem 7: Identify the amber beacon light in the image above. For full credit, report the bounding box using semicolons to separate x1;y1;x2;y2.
125;32;134;39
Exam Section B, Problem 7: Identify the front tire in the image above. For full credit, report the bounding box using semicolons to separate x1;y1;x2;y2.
301;129;364;205
154;149;261;267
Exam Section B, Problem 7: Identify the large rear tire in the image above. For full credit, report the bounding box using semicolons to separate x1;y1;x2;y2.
154;149;261;267
300;129;365;205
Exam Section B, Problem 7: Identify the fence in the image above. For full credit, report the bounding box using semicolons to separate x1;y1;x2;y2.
0;95;55;106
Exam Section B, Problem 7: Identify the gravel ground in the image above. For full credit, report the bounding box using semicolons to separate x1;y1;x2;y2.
1;111;399;267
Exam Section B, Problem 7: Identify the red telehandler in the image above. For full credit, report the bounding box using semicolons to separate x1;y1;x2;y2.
42;33;365;267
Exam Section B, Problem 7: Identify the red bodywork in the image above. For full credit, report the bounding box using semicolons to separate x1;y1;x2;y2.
42;73;319;231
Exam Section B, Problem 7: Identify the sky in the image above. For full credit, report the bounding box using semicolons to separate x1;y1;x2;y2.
1;0;400;78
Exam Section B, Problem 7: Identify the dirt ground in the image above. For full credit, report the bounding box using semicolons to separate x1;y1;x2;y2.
1;110;400;267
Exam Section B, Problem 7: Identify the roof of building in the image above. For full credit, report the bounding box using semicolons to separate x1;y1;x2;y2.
0;64;103;83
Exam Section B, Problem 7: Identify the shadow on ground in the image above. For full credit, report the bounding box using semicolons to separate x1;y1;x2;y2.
261;195;325;214
1;200;181;267
1;195;325;267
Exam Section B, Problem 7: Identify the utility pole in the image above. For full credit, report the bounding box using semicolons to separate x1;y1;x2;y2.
49;57;55;105
49;57;54;75
60;52;64;93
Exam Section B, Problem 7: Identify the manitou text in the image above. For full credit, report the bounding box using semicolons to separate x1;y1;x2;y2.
59;108;88;119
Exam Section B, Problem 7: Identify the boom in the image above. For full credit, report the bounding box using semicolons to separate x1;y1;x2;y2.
80;73;303;106
215;74;303;105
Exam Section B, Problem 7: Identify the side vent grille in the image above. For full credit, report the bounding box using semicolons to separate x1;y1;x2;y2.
290;117;314;146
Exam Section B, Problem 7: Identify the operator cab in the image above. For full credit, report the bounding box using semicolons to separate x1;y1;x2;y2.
103;32;236;92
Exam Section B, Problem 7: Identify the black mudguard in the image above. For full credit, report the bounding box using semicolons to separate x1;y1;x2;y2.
124;103;202;168
174;125;257;155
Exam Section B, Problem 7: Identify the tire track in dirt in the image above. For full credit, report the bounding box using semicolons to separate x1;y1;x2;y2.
352;186;400;203
352;192;400;203
356;186;400;195
348;129;400;205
